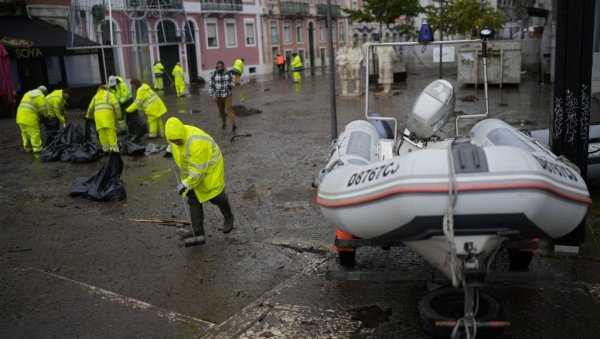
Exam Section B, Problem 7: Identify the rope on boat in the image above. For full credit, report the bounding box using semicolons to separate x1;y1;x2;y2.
443;140;460;288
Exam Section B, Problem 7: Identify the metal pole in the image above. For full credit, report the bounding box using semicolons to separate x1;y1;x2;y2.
551;0;596;247
327;0;337;140
439;1;443;79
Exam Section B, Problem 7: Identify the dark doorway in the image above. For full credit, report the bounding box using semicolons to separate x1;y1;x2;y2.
184;21;198;83
157;20;181;93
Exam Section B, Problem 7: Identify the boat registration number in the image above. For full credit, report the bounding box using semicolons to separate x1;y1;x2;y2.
533;156;578;182
347;162;399;187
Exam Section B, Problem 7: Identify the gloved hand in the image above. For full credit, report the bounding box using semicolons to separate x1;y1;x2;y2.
177;180;192;195
177;183;187;195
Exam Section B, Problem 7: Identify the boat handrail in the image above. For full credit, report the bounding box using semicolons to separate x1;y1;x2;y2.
362;39;487;143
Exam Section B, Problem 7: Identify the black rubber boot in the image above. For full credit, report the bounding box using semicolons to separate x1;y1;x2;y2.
218;201;235;234
182;199;205;240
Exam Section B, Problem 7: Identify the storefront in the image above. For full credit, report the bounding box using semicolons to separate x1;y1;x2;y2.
0;16;103;118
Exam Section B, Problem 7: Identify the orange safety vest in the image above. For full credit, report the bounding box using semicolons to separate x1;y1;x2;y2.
275;55;285;65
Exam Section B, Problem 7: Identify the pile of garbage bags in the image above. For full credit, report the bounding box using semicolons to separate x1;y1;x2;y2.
41;114;148;163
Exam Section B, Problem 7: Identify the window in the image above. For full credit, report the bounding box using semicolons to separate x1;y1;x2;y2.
283;20;291;43
296;20;304;43
206;21;218;48
319;21;326;41
270;21;279;44
64;54;102;86
225;20;237;47
244;21;256;46
338;21;345;45
352;0;357;10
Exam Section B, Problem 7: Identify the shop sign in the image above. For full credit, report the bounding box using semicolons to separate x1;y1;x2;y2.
1;36;43;58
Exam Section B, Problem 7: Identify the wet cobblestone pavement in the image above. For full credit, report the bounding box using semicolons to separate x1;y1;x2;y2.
2;68;600;338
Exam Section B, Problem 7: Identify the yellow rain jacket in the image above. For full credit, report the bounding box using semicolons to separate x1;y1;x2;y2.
291;55;303;71
172;64;185;85
126;83;167;118
16;89;47;128
153;62;164;75
109;76;132;104
46;89;67;123
165;117;225;202
232;58;244;75
85;87;122;129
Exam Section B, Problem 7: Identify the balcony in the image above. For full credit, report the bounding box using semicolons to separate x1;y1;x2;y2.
200;0;243;12
280;2;309;16
316;4;341;16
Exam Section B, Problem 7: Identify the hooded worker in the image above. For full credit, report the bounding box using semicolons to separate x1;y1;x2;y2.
85;85;123;153
231;58;244;85
153;60;165;90
172;62;185;97
108;75;133;108
45;88;71;142
16;85;48;153
127;79;167;138
165;117;235;243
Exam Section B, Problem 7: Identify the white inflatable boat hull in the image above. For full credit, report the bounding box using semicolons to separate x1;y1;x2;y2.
317;119;590;242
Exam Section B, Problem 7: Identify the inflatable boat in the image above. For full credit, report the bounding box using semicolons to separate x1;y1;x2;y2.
316;77;590;283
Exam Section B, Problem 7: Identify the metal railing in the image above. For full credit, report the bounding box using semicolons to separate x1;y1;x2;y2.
280;2;309;16
200;0;243;12
316;4;341;16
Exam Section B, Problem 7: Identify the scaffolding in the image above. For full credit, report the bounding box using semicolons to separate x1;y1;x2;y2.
67;0;193;84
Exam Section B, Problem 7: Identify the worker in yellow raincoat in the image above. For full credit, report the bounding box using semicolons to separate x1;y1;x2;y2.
231;58;244;85
45;88;71;142
85;85;123;153
16;85;48;153
153;60;165;90
165;117;235;243
108;75;132;108
46;88;70;127
291;53;303;83
172;62;186;97
127;79;167;138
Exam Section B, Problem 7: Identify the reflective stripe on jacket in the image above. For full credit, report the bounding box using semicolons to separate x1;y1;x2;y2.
86;88;122;130
16;89;47;128
126;83;167;118
46;90;66;123
166;118;225;202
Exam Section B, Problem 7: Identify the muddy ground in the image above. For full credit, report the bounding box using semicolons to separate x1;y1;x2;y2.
2;69;600;338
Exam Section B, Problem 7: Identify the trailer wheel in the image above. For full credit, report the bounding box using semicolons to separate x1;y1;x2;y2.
417;287;504;339
508;249;533;271
338;251;356;267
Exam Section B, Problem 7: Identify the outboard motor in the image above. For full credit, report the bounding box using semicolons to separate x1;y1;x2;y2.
406;79;455;139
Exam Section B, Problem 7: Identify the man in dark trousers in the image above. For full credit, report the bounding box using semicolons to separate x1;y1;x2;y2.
165;117;235;244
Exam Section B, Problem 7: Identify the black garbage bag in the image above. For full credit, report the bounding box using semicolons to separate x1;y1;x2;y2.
42;117;60;145
67;142;101;163
41;122;102;163
118;135;146;156
70;152;126;201
41;123;86;162
126;110;148;143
